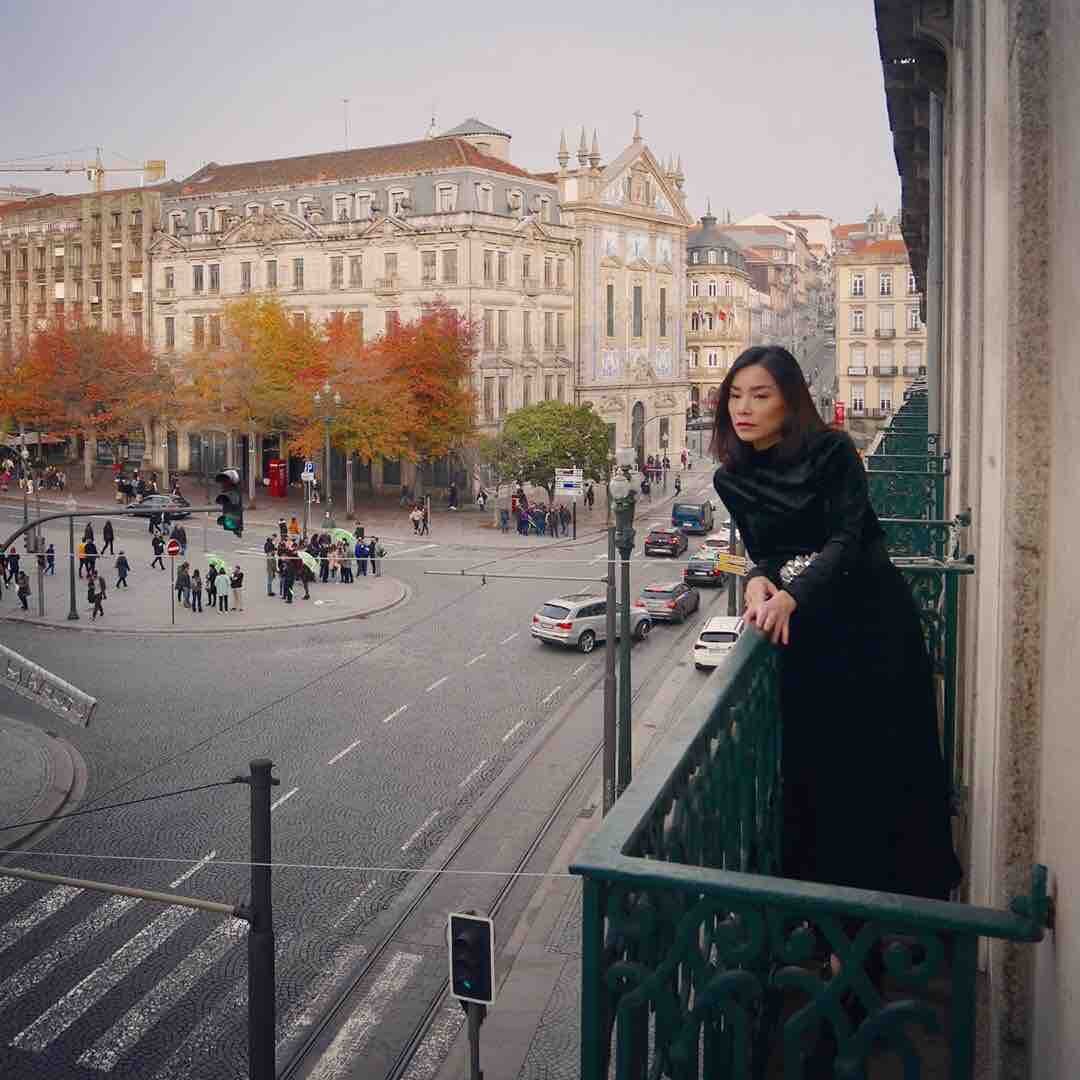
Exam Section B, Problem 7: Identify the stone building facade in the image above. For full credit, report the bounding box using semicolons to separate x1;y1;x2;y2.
551;120;693;464
148;124;576;491
684;208;751;414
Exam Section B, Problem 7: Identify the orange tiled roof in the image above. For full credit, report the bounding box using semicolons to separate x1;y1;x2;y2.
174;138;539;197
0;183;178;221
860;238;908;256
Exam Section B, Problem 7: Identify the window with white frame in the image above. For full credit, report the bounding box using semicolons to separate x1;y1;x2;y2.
707;351;718;368
441;249;457;284
877;346;894;371
707;250;717;264
475;184;493;213
169;211;184;235
389;189;408;215
349;255;362;287
333;194;350;221
197;210;210;233
907;305;921;331
356;193;373;220
690;280;699;298
878;306;894;332
421;250;436;284
297;197;314;219
850;345;866;371
689;349;699;368
708;280;717;297
851;308;864;332
245;203;262;218
270;201;287;217
850;383;865;411
851;272;864;297
880;389;893;413
879;271;892;297
539;197;551;222
906;345;922;370
723;280;733;297
690;251;699;264
436;184;456;212
690;312;700;331
907;270;918;294
507;189;523;214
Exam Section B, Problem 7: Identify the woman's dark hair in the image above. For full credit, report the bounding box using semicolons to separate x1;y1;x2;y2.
710;345;825;469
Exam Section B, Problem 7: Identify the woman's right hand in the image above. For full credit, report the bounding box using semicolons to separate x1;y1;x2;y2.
743;575;779;630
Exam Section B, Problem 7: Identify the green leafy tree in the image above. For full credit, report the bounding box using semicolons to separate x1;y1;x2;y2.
484;401;611;502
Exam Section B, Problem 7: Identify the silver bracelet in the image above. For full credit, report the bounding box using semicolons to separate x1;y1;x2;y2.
778;552;820;585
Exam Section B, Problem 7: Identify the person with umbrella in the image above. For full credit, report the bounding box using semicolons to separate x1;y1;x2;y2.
297;549;318;599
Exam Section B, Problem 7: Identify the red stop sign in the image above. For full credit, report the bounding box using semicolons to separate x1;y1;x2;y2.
166;538;181;557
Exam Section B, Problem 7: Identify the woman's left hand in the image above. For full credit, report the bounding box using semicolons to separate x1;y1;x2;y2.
746;589;798;646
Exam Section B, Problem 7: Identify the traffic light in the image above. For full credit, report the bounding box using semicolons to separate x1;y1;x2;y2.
448;911;494;1004
214;469;244;537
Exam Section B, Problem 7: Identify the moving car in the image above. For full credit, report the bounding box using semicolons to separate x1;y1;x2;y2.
671;500;714;535
692;616;744;669
129;493;191;522
638;581;700;623
531;593;652;653
684;546;729;586
643;527;688;557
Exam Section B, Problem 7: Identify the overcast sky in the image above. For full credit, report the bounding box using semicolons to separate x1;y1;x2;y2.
2;0;900;226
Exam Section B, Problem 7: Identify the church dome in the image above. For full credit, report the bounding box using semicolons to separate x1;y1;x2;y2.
687;209;747;272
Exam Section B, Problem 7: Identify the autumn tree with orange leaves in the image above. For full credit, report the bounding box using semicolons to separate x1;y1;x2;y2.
6;320;169;489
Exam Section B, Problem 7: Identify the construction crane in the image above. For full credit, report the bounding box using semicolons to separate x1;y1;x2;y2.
0;148;166;193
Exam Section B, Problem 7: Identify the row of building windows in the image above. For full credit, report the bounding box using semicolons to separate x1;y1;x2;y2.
167;186;553;235
2;240;142;274
689;248;737;266
688;347;737;370
848;306;922;333
160;250;570;296
481;373;567;421
848;270;919;297
688;279;743;299
480;308;568;350
604;284;669;339
845;345;925;373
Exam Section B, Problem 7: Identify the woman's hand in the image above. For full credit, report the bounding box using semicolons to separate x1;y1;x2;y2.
745;587;798;646
743;575;778;609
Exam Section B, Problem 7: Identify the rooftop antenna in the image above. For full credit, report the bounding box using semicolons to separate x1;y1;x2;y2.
343;98;350;150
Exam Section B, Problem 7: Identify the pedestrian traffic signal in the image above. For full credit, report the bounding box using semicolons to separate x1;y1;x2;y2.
448;911;494;1004
214;469;244;537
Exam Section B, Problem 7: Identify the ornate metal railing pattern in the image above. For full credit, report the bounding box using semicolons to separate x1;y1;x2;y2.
574;631;1050;1080
866;453;948;473
867;469;944;519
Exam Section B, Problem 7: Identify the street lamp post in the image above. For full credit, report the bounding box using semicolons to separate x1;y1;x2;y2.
608;447;637;799
313;382;341;529
65;495;79;621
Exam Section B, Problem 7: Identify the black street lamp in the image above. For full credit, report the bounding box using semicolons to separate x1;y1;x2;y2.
608;447;637;798
313;381;341;528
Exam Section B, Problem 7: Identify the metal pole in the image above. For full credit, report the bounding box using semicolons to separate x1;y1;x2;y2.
467;1001;485;1080
303;478;310;538
247;758;276;1080
67;516;79;620
602;526;616;815
615;502;635;798
324;419;332;521
345;454;354;520
572;500;577;540
36;535;44;617
169;556;175;626
203;437;210;554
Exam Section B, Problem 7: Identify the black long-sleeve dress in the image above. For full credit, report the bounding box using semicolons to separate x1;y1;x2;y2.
713;429;961;900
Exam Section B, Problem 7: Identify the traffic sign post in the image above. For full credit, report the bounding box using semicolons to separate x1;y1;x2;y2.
166;537;180;625
300;468;315;537
554;468;584;539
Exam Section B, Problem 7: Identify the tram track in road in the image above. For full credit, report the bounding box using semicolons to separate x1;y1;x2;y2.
279;585;724;1080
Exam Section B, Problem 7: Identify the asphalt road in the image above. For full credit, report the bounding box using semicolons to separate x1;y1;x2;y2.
0;471;729;1080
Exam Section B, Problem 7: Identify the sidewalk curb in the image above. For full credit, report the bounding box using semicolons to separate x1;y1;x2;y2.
0;714;88;856
0;580;410;636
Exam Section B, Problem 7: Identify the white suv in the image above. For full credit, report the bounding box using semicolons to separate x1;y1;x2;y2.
692;615;744;669
531;593;652;653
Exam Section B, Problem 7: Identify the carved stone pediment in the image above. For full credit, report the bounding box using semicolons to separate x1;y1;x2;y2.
597;396;623;414
222;211;317;245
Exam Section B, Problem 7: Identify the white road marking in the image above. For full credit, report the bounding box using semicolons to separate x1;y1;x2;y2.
0;894;139;1013
327;737;364;766
400;810;441;852
392;543;438;557
499;632;519;645
78;919;246;1071
270;786;299;813
400;1000;467;1080
329;881;378;931
502;719;525;743
540;685;562;706
382;704;408;724
458;760;488;788
425;676;449;693
11;905;194;1052
307;952;424;1080
572;660;590;676
465;652;486;667
0;878;22;900
0;886;81;956
170;850;217;889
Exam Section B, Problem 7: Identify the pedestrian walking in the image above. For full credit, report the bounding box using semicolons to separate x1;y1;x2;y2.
177;562;191;608
206;564;219;610
674;474;682;496
16;571;30;612
370;537;383;577
475;487;487;510
282;559;294;604
230;565;244;612
319;538;331;584
150;533;165;570
5;547;19;585
46;544;55;574
278;517;288;541
559;504;571;535
82;521;95;547
289;515;301;540
448;481;459;510
173;523;188;556
102;520;115;556
89;573;105;621
355;538;368;576
115;550;130;588
409;505;422;534
420;502;430;535
264;538;277;596
300;559;314;600
76;539;87;578
339;542;353;583
190;569;203;613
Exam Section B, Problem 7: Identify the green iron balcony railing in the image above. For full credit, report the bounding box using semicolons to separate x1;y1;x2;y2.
879;513;970;561
866;453;949;474
868;469;945;519
572;630;1050;1080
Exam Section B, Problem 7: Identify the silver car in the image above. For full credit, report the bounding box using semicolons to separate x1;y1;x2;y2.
531;593;652;653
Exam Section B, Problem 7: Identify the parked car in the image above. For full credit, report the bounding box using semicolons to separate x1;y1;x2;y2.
638;580;700;623
692;616;744;669
643;527;688;557
531;593;651;653
671;500;715;535
130;493;191;522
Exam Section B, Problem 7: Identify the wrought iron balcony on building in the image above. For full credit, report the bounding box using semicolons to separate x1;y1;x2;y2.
874;328;897;339
374;276;400;295
875;365;900;376
903;365;927;376
847;365;868;376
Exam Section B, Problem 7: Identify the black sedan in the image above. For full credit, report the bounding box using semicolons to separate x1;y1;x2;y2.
643;527;688;557
129;494;192;523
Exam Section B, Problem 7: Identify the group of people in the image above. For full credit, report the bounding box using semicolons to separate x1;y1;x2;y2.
265;521;386;603
1;545;34;612
173;561;244;614
0;461;67;493
502;486;574;537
